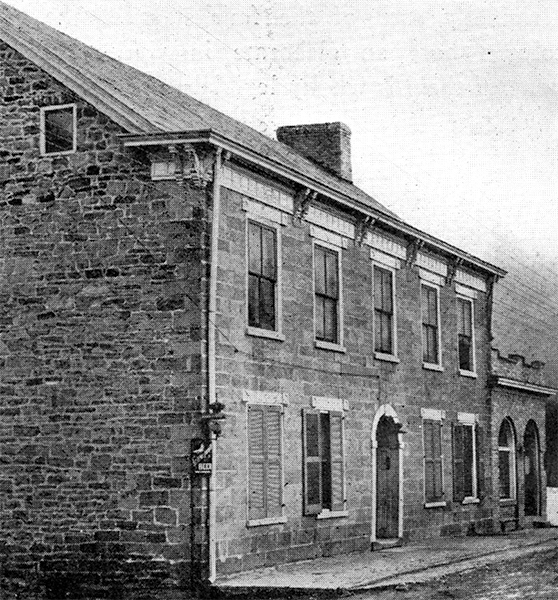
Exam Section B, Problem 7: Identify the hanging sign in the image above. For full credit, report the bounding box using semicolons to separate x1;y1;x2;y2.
191;438;212;475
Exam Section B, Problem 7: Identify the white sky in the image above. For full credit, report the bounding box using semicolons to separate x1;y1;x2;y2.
4;0;558;362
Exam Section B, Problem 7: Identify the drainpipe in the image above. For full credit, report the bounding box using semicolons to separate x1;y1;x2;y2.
207;147;222;584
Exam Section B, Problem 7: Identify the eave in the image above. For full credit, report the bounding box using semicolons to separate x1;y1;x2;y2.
120;129;507;279
491;376;557;396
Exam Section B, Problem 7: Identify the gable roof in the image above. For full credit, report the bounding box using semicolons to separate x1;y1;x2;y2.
0;0;397;219
0;2;505;277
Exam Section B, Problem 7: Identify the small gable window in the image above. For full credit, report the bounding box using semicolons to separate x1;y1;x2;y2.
40;104;77;156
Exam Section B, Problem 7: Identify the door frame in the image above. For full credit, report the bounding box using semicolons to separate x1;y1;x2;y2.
371;404;404;543
524;420;542;517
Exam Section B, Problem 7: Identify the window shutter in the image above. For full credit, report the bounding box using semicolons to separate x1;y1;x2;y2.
452;423;465;502
303;409;322;515
433;422;443;500
476;423;485;500
248;405;266;520
423;420;435;502
265;405;283;518
329;412;345;512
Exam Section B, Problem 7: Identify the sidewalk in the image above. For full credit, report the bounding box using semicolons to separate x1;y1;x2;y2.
215;528;558;593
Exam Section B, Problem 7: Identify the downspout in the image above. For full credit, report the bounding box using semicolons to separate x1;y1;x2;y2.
208;147;222;584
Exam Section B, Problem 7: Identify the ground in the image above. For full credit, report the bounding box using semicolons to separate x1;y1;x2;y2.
213;547;558;600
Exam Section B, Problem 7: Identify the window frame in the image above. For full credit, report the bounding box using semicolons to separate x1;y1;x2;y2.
421;282;443;370
302;405;347;519
498;418;517;502
245;216;284;341
456;295;476;377
40;103;78;157
421;408;446;507
245;401;287;527
312;240;345;352
453;413;479;504
373;263;398;362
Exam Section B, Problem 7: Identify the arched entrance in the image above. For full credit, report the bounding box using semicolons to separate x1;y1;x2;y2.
371;405;403;542
524;420;541;517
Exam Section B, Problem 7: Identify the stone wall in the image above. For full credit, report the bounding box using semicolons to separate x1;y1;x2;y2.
213;177;495;575
0;42;207;598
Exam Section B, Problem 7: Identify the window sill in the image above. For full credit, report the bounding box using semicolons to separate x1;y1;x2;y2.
246;516;287;527
316;510;348;520
424;501;447;509
315;340;346;353
462;497;480;505
499;498;517;506
423;362;444;372
375;352;400;364
41;149;76;157
246;327;285;342
459;369;477;379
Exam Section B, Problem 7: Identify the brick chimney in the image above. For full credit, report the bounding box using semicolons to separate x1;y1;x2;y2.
276;122;352;182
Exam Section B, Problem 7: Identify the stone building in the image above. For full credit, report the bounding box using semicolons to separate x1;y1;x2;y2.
0;3;554;599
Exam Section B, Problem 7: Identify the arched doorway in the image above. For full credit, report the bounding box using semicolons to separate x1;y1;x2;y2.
524;420;541;517
372;405;403;541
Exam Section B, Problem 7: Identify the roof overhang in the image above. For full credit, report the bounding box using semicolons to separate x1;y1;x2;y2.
491;376;557;396
120;129;507;279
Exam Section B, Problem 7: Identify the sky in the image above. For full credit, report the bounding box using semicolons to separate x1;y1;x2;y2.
4;0;558;363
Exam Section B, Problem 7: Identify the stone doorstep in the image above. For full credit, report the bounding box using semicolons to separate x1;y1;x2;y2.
214;529;558;594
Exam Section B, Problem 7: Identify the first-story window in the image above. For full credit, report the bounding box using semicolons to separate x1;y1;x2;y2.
374;265;396;355
423;418;444;503
498;418;516;500
314;245;340;344
457;297;475;373
248;220;278;331
303;408;345;515
421;284;441;366
247;404;283;522
40;104;77;155
452;416;484;502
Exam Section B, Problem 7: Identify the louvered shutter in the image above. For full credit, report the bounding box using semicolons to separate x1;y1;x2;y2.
265;405;283;518
248;405;266;520
329;412;345;512
303;409;322;515
475;423;485;500
452;423;465;502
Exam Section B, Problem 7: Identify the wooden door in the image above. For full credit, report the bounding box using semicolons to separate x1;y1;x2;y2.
376;416;400;538
524;421;541;517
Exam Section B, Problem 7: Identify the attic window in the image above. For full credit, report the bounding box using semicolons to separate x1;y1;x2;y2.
151;160;176;180
40;104;77;156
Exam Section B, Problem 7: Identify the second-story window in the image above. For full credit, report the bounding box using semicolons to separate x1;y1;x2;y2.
314;245;339;344
457;297;475;373
248;221;277;331
40;104;77;155
421;284;440;366
374;266;395;355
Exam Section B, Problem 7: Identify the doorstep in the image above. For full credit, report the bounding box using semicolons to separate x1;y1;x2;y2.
214;528;558;593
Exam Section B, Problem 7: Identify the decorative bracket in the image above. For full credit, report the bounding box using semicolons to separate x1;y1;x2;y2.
406;239;424;266
446;258;464;285
293;188;316;221
355;215;376;246
168;144;213;188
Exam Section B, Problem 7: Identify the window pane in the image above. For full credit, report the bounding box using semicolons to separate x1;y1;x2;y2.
499;449;511;498
44;107;74;153
423;324;438;363
248;222;262;275
499;421;510;447
315;297;325;340
323;297;338;343
261;226;276;280
382;270;393;313
463;425;474;497
325;250;338;299
307;462;321;507
306;412;320;458
428;289;438;325
248;274;260;327
315;247;326;295
458;335;472;370
259;278;276;331
460;299;472;336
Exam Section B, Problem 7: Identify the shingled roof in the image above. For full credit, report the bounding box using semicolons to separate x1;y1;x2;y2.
0;0;401;219
0;2;506;276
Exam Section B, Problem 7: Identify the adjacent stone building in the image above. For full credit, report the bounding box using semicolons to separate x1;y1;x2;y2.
0;3;554;599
